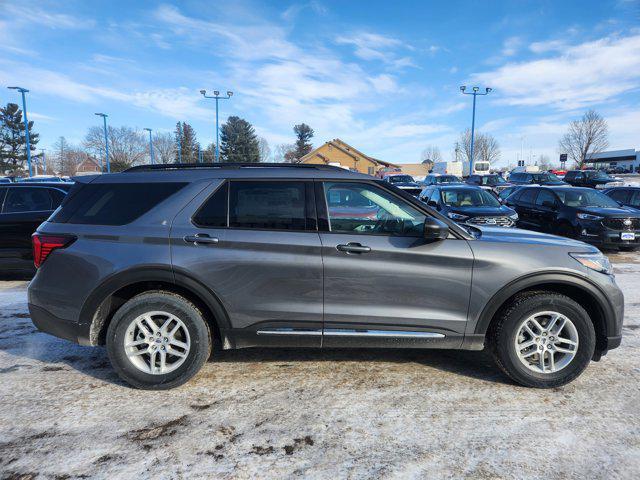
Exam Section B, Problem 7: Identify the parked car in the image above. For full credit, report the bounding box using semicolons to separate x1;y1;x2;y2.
381;174;422;196
563;170;621;189
421;174;463;186
0;177;11;184
15;175;68;183
602;187;640;212
497;185;523;203
419;184;518;227
466;174;513;195
509;172;567;186
29;163;623;389
505;185;640;250
0;182;72;276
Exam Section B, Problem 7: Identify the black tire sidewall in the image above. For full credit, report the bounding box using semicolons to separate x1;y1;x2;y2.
106;292;211;389
497;295;595;387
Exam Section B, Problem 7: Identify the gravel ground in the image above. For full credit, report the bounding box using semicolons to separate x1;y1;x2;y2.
1;253;639;479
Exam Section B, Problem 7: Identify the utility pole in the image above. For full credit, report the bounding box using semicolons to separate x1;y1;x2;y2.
460;86;491;174
200;89;233;162
7;86;33;177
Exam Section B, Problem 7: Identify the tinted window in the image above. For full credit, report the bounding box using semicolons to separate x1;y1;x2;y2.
556;189;620;208
441;188;500;207
510;173;523;182
437;175;461;183
229;181;307;230
48;188;67;208
324;182;426;236
3;187;52;213
535;190;557;207
51;182;186;225
0;187;6;209
607;189;629;203
564;171;576;180
193;182;228;227
519;188;537;204
629;191;640;208
387;175;415;183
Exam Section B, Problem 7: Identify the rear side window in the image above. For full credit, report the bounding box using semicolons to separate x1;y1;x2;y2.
3;187;52;213
193;183;228;227
51;182;186;225
607;189;629;204
229;181;307;230
519;188;537;204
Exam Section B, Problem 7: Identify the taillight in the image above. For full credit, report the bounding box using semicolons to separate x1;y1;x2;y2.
32;234;76;268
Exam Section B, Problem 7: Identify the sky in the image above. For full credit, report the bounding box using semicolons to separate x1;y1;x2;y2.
0;0;639;167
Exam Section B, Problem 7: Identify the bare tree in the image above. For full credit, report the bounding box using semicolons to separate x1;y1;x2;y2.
558;110;609;168
83;125;146;171
457;129;500;164
536;154;553;171
420;145;442;164
258;137;271;162
52;136;77;175
273;143;295;163
152;132;176;164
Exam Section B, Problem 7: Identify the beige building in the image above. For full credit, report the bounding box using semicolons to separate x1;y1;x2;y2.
297;138;399;175
397;162;433;179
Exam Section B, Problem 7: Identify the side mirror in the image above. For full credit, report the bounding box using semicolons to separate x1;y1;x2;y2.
424;217;449;240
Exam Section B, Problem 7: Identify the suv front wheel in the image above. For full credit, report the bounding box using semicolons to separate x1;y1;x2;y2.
490;291;596;388
106;291;211;389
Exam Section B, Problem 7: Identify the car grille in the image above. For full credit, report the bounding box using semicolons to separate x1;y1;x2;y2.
466;216;514;227
602;218;640;230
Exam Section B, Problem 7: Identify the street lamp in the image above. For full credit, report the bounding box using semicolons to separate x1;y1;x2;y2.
7;86;33;177
94;113;110;173
460;86;492;174
200;89;233;162
144;128;154;164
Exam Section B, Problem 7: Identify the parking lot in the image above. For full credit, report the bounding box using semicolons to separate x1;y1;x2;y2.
0;251;637;479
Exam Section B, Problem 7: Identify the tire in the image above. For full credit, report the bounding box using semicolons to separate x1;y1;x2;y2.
106;291;211;390
490;291;595;388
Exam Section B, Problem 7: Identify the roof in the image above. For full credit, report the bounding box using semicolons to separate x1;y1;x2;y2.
5;182;73;189
299;138;400;168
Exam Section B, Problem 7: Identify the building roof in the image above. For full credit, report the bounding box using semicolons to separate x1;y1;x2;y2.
586;149;638;162
299;138;400;168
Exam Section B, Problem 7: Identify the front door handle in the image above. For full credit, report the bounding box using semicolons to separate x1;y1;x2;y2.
336;242;371;254
183;234;219;245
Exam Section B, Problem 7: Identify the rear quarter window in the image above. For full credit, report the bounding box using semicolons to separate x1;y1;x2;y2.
50;182;187;225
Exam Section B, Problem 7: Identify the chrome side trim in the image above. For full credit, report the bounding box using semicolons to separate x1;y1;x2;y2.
257;328;322;336
323;329;445;338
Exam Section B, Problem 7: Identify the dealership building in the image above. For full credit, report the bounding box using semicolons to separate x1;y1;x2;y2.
585;149;640;172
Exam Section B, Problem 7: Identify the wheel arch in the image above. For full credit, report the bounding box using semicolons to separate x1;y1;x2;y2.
78;266;231;347
473;272;614;353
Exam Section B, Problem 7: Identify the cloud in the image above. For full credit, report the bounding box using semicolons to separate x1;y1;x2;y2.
281;1;326;21
335;31;415;68
529;39;566;53
474;34;640;110
501;36;522;56
3;3;96;30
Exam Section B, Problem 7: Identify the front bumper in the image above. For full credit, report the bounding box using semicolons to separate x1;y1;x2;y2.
577;222;640;249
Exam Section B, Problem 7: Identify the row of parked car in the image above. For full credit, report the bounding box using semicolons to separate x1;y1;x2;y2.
380;171;640;251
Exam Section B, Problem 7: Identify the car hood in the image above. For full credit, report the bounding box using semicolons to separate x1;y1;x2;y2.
393;182;422;189
576;207;640;217
472;225;598;250
448;205;515;217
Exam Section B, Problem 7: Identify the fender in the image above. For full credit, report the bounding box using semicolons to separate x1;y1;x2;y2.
77;265;231;345
471;271;616;337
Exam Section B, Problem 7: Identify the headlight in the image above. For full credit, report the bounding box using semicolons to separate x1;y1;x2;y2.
577;213;604;221
570;252;613;275
509;212;519;220
447;212;469;221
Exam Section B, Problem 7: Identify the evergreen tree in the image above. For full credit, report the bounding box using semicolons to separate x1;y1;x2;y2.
0;102;39;174
220;116;260;163
174;121;199;163
293;123;314;161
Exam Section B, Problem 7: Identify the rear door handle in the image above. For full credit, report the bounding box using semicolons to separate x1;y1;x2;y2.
336;243;371;254
183;234;219;245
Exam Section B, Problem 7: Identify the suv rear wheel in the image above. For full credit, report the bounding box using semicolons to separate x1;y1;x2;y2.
106;291;211;389
490;291;595;388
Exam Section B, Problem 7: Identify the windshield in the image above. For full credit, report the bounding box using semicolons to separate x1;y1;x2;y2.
482;175;506;186
437;175;462;183
387;175;415;183
441;188;501;208
531;173;562;183
556;189;621;208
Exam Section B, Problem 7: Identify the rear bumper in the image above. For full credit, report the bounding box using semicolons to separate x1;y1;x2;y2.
29;303;82;344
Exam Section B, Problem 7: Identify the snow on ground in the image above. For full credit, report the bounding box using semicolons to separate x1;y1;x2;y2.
1;254;639;479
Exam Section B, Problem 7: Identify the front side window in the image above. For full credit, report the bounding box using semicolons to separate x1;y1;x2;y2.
324;182;426;236
518;188;537;204
629;191;640;208
535;190;557;207
229;181;307;230
387;175;415;184
3;187;52;213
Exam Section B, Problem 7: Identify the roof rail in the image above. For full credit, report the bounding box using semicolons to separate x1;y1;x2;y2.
124;162;347;172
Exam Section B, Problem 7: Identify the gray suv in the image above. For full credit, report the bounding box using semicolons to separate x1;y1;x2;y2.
28;164;624;389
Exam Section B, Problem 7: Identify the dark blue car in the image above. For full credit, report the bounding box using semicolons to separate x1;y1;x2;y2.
602;187;640;211
419;184;518;227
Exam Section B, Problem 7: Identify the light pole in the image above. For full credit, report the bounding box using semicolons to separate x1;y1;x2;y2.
8;86;33;177
144;128;154;164
200;89;233;162
460;86;491;174
94;113;110;173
